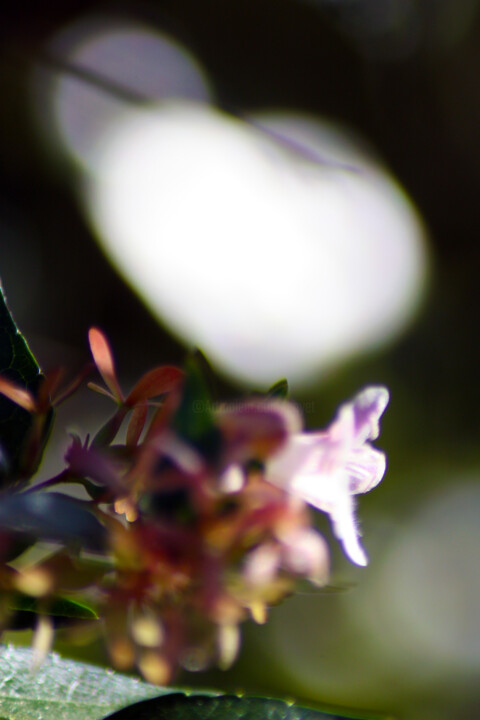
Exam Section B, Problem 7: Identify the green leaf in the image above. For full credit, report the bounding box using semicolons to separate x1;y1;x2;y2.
9;594;98;620
0;289;43;479
0;648;390;720
0;645;170;720
268;378;289;399
172;355;221;460
101;694;386;720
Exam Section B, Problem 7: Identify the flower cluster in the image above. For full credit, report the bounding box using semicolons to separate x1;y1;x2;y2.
0;329;388;682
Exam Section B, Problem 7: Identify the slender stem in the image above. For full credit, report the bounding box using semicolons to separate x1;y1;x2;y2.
22;470;72;494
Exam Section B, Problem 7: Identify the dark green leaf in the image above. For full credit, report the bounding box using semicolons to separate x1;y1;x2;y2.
172;356;221;461
92;407;128;448
0;646;170;720
268;379;289;399
0;289;44;480
102;693;385;720
0;531;35;563
0;648;390;720
0;492;106;551
9;594;98;620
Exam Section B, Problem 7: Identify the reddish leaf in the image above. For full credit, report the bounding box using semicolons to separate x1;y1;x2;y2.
53;363;94;406
88;382;117;402
36;367;64;412
0;375;37;413
19;413;53;477
144;388;182;442
126;404;148;448
88;328;124;402
126;366;183;407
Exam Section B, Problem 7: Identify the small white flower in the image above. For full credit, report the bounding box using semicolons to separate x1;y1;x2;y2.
266;386;389;566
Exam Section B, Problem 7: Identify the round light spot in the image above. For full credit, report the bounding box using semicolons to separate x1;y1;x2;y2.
84;102;428;387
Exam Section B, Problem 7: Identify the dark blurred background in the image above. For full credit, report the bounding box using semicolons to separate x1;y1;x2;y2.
1;1;480;719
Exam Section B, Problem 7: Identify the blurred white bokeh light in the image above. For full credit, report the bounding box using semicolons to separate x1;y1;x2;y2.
83;102;428;387
33;16;211;171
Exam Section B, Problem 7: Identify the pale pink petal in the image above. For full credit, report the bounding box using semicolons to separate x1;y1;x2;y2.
322;405;355;473
219;464;245;493
264;386;388;567
265;434;323;488
243;543;281;585
289;469;349;515
280;528;329;585
345;444;387;494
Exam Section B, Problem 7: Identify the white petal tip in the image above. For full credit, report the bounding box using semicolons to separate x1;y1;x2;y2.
344;540;369;567
362;385;390;409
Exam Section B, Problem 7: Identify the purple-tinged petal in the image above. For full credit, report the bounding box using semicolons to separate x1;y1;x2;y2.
345;444;387;494
266;430;352;513
264;386;389;567
267;416;350;486
217;399;302;462
65;441;124;493
321;404;355;473
266;434;323;485
350;386;389;444
282;469;370;566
